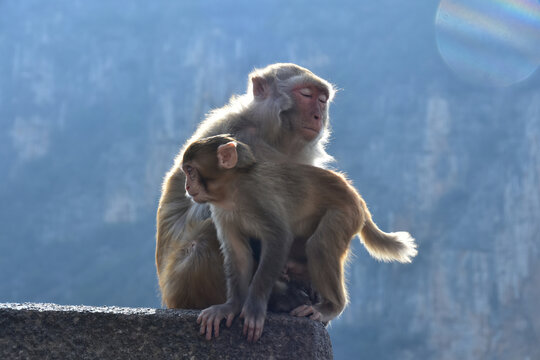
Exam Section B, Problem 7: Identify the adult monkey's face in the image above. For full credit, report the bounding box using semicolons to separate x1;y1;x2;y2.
291;85;328;142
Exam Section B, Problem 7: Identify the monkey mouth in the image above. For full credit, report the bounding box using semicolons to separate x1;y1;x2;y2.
189;194;209;204
188;192;200;200
301;127;320;140
302;127;319;134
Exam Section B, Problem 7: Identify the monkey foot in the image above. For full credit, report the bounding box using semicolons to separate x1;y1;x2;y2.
290;305;323;321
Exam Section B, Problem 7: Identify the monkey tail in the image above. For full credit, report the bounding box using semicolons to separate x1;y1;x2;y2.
358;203;417;263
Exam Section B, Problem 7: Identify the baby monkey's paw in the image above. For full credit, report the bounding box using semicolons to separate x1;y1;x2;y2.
240;300;267;343
197;303;237;340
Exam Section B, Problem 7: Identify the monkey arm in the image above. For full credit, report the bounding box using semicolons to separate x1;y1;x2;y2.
221;228;254;308
247;227;293;302
155;168;192;274
156;167;226;309
241;215;294;342
197;222;254;341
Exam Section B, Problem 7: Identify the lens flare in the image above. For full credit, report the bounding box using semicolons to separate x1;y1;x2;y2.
435;0;540;87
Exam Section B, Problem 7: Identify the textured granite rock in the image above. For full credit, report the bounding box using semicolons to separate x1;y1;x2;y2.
0;303;332;359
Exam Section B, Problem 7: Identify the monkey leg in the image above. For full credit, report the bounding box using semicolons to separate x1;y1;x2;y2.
305;209;354;322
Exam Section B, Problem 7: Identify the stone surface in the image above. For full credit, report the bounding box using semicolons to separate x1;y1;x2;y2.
0;303;332;359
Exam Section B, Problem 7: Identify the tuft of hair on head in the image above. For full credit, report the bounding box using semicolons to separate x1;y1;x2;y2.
184;134;256;171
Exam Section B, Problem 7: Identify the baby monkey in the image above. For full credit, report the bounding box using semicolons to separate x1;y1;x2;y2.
182;135;417;342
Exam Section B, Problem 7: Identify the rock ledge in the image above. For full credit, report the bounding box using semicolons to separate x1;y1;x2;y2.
0;302;332;359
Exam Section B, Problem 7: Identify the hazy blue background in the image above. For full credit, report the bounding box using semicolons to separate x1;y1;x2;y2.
1;1;540;359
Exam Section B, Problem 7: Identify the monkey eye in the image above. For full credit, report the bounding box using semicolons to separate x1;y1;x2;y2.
299;88;313;97
318;94;327;103
184;165;194;175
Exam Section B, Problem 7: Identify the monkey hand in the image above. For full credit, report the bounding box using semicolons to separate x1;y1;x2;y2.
196;303;237;340
290;304;323;322
239;300;267;343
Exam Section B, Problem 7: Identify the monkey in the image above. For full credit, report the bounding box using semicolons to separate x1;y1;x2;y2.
182;135;418;342
156;63;337;311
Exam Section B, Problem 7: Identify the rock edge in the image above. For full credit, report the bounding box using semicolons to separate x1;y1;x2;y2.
0;302;333;360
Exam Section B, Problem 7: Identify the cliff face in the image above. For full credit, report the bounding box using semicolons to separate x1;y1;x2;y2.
333;89;540;359
1;1;539;359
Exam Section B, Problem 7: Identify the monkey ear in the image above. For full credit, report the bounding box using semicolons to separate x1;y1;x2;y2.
217;142;238;169
251;76;269;99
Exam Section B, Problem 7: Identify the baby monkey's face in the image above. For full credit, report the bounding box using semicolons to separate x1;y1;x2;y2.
182;162;208;204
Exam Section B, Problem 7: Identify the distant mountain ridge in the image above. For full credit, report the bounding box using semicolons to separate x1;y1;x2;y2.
1;1;539;359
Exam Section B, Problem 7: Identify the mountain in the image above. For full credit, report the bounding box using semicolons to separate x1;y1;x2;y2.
1;1;539;359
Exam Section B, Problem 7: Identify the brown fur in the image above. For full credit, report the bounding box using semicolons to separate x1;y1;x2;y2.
156;63;336;310
188;135;418;341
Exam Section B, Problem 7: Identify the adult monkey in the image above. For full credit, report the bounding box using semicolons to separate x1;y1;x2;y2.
156;63;336;310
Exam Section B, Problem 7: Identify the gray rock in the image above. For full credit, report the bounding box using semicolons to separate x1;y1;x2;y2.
0;303;333;360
